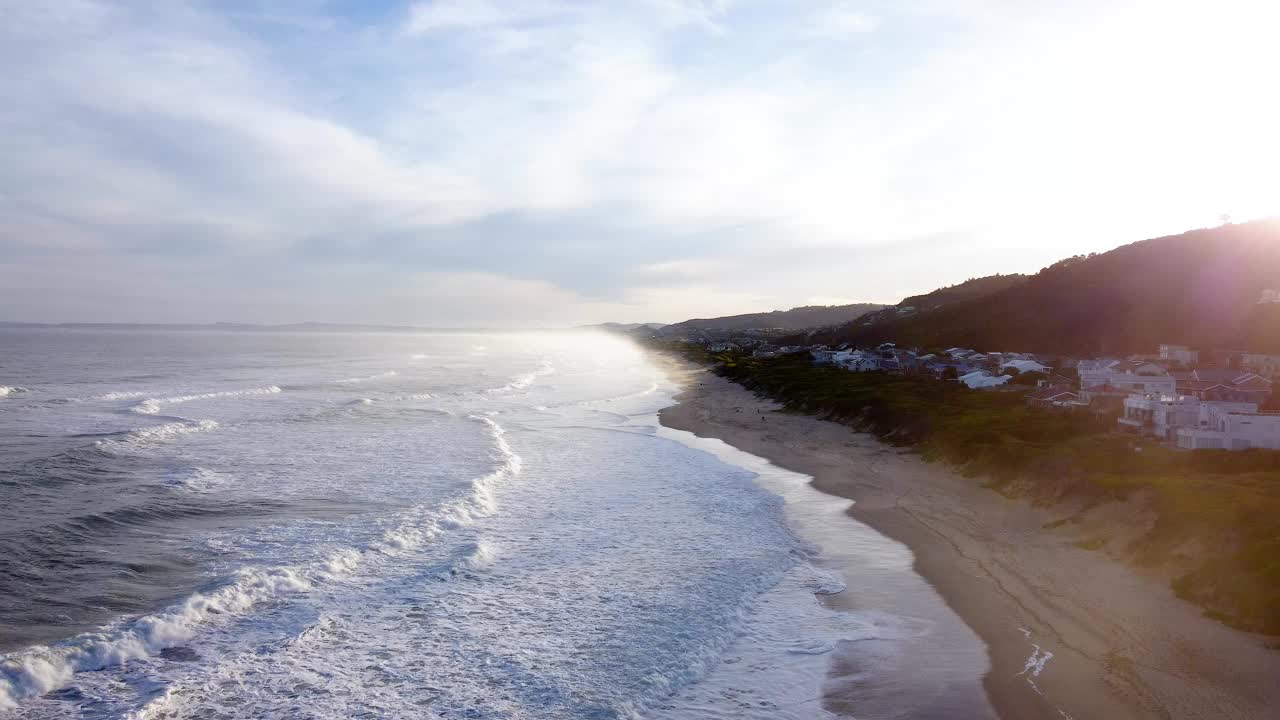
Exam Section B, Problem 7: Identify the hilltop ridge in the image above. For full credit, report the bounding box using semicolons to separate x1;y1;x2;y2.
809;219;1280;354
656;303;885;336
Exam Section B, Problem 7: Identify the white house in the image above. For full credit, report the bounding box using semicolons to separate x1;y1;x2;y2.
1158;344;1199;366
1000;359;1050;375
1176;406;1280;450
959;370;1012;389
1077;359;1175;395
1121;396;1257;441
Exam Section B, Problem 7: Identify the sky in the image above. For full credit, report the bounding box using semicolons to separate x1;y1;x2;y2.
2;0;1278;327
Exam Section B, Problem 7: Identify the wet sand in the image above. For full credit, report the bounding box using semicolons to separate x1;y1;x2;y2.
655;356;1280;720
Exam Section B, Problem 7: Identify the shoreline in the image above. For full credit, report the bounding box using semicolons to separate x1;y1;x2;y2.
653;354;1280;720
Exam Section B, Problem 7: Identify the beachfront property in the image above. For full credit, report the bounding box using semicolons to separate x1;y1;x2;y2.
800;338;1276;444
1119;395;1258;442
1175;406;1280;450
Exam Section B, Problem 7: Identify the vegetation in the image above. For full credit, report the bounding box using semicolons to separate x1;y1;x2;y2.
656;302;885;334
666;345;1280;634
806;219;1280;354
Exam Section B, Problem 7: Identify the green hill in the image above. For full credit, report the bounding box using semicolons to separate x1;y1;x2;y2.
813;219;1280;354
658;303;886;335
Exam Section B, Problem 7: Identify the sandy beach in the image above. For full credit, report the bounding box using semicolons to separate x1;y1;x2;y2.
655;356;1280;720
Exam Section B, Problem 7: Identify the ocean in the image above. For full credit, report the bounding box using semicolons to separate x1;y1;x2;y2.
0;328;984;718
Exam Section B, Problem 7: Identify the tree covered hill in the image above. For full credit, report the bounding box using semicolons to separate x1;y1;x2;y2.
812;219;1280;354
657;303;885;335
899;274;1029;311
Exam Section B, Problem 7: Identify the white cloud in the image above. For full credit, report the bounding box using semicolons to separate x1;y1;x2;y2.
809;3;880;37
1;0;1277;325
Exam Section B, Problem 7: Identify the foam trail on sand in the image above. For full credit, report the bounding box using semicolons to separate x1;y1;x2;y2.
1017;627;1055;695
132;386;282;415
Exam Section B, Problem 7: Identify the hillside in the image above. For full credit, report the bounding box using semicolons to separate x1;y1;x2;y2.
847;274;1029;330
899;274;1029;311
658;303;885;335
580;322;667;333
813;219;1280;354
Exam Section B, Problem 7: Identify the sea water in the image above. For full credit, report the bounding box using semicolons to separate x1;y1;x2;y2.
0;328;987;718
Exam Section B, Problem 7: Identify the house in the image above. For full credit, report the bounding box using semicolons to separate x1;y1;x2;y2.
1175;370;1272;404
1158;344;1199;366
959;370;1012;389
1077;359;1176;395
1000;359;1050;375
1176;406;1280;450
1242;353;1280;380
811;349;839;364
1120;395;1257;441
1026;386;1081;409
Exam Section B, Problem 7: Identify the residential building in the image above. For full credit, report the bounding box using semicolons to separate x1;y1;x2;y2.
1242;353;1280;380
1077;359;1176;395
1176;406;1280;450
960;370;1012;389
1026;386;1081;410
1175;370;1272;404
1158;344;1199;366
1120;396;1257;441
1000;359;1050;374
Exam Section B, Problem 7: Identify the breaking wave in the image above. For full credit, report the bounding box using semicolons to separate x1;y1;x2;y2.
486;360;554;394
95;420;221;451
331;371;397;384
0;386;28;397
94;391;146;401
0;567;313;710
0;417;522;711
132;386;282;415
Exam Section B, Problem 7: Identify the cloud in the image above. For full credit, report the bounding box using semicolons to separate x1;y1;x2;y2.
808;3;880;37
2;0;1277;325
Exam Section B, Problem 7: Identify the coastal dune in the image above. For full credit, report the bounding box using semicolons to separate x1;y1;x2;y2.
656;358;1280;720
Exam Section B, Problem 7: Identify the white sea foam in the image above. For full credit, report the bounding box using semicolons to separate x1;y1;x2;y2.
0;417;523;711
1017;627;1055;695
97;420;221;450
132;386;282;415
457;539;497;571
0;567;312;710
332;371;397;384
94;390;146;401
486;360;553;393
164;467;228;493
0;386;28;397
372;416;520;555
